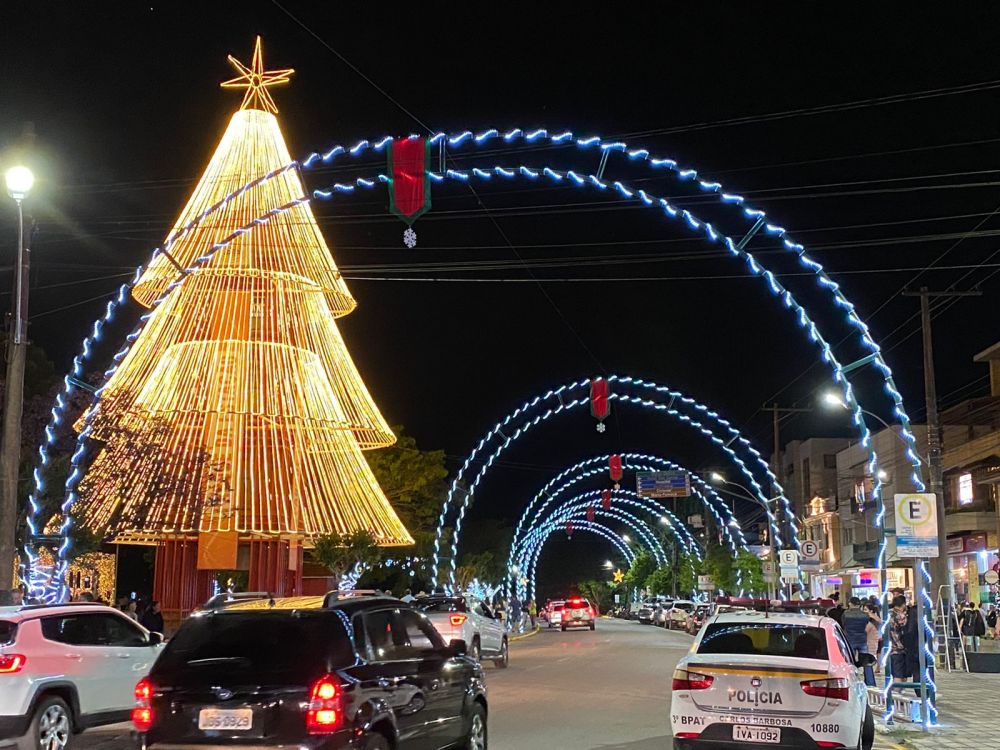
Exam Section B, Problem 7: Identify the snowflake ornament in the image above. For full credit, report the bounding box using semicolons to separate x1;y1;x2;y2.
403;227;417;248
596;422;606;433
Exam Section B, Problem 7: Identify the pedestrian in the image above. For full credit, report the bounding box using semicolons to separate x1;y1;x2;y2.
986;604;998;638
527;599;537;630
125;600;139;621
843;597;876;686
888;595;909;684
864;603;882;674
509;594;523;634
960;601;987;652
401;589;415;603
384;589;393;598
826;592;844;626
140;601;164;633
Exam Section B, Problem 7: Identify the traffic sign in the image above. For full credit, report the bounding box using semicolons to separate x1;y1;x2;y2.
698;575;716;591
895;493;939;558
985;570;999;586
779;549;800;578
636;470;690;498
800;540;821;572
762;560;777;583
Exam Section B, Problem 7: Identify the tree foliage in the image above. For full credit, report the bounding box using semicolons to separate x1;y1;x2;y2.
365;427;447;550
677;552;700;595
644;566;673;596
624;550;657;591
578;579;613;611
313;529;382;580
735;549;765;594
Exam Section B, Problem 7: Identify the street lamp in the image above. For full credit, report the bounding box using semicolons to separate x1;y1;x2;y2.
0;165;35;589
604;560;613;570
621;534;631;544
820;390;927;465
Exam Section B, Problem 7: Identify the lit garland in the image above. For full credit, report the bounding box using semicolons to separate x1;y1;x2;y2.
22;115;932;722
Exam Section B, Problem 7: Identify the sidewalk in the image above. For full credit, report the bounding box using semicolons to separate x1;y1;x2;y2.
876;669;1000;750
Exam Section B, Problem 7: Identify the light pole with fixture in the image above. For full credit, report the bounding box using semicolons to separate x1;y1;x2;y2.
0;165;35;587
710;471;779;597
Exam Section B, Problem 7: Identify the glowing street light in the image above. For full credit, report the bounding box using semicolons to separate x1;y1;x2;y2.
822;391;847;409
709;471;725;484
622;534;631;544
5;166;34;201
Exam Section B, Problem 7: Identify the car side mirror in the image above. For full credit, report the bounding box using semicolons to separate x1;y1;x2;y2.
148;631;164;646
447;638;468;658
855;652;876;668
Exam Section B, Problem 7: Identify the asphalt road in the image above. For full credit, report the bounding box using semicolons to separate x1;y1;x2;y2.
488;617;686;749
75;617;899;750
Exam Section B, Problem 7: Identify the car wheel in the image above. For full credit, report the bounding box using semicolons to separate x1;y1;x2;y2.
359;732;391;750
28;696;73;750
493;638;509;669
589;622;595;631
859;706;874;750
470;638;481;662
464;702;487;750
560;624;567;631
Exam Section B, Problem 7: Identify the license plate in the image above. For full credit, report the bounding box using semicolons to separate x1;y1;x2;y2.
733;725;780;743
198;708;253;731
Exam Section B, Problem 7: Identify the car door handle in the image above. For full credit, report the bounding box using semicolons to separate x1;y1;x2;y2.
65;654;83;660
115;653;132;659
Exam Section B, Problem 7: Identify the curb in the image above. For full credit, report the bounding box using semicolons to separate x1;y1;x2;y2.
510;626;541;641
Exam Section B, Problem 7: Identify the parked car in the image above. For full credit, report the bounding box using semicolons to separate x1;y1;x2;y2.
638;597;669;625
685;604;712;634
0;603;164;750
413;594;508;667
653;599;676;627
665;600;695;629
134;596;488;750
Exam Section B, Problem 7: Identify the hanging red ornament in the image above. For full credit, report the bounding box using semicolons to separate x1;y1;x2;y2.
388;136;432;246
586;505;596;523
590;377;610;433
601;488;612;511
566;520;574;538
609;454;623;489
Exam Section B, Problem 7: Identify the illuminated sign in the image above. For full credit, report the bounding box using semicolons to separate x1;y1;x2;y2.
958;473;974;505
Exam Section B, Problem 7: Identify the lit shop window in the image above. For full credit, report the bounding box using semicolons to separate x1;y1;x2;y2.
958;473;974;506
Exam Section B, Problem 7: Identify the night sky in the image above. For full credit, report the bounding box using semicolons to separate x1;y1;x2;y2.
4;4;1000;597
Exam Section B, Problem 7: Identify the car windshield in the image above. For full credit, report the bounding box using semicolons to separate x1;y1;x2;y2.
698;622;829;660
153;611;355;685
412;598;468;613
674;603;693;611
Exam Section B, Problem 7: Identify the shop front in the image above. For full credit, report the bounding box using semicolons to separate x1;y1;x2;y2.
947;531;999;605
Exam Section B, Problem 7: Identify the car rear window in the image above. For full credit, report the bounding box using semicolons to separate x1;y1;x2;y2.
551;603;564;610
673;603;693;611
567;600;590;608
412;598;468;613
0;620;15;645
152;611;355;685
698;622;829;660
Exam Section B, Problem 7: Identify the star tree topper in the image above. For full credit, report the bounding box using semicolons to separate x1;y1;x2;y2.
221;36;294;114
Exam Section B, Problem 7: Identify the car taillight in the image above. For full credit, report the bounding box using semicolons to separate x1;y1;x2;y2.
449;614;468;627
672;668;714;691
675;732;702;739
306;675;343;734
800;677;850;701
816;743;846;749
132;678;154;732
0;654;26;673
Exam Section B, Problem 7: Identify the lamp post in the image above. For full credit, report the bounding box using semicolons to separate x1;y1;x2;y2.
0;165;34;589
710;471;778;597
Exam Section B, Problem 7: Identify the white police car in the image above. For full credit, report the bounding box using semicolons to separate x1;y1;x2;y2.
670;610;874;750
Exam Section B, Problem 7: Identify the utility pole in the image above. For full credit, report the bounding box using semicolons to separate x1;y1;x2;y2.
902;287;982;606
765;403;811;545
0;167;34;589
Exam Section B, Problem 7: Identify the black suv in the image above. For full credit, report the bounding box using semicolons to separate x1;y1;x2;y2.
134;596;487;750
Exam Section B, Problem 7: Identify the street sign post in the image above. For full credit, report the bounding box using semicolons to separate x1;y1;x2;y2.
636;470;690;498
894;493;939;558
697;575;715;592
800;540;821;573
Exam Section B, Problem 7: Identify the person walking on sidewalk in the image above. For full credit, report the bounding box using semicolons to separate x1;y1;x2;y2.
509;594;523;634
527;599;537;630
843;597;876;686
888;595;909;685
960;601;987;652
987;604;998;639
864;602;882;675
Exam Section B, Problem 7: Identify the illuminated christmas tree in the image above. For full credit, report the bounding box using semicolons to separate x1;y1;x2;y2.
74;38;413;569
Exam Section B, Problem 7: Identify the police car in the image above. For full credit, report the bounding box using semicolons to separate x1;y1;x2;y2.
670;609;875;750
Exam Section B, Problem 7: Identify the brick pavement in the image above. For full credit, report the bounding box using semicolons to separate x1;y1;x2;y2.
874;669;1000;750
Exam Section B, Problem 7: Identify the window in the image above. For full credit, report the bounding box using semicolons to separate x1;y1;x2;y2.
0;621;16;646
698;623;829;661
413;597;467;613
41;613;148;647
362;609;443;661
824;454;837;470
803;458;811;496
842;527;854;546
832;626;855;663
476;601;495;619
958;473;974;506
